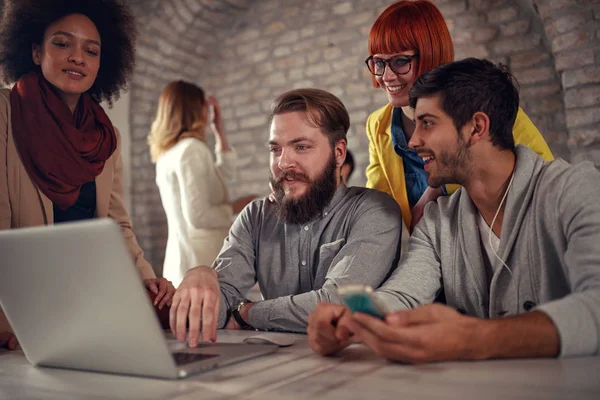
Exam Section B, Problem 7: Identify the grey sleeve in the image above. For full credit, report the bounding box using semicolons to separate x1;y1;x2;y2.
375;202;444;311
249;193;403;332
214;202;259;328
536;164;600;358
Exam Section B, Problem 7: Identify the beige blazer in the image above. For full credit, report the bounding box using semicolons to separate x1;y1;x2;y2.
0;89;155;277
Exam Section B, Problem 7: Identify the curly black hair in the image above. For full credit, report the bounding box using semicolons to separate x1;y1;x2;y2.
0;0;137;104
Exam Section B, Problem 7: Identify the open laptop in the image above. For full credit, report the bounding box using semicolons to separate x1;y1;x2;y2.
0;219;278;379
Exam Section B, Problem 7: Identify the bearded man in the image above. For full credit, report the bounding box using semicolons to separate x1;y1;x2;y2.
169;89;402;345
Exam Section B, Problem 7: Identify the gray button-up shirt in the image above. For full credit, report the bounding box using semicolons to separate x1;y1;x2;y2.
215;185;402;332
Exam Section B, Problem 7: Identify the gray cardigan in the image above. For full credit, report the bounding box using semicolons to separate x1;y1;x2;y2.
376;145;600;358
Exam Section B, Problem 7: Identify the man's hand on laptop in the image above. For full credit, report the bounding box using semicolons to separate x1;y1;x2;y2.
170;266;220;347
0;331;18;350
143;277;175;310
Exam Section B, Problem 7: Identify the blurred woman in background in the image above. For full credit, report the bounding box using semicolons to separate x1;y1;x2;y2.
149;81;255;287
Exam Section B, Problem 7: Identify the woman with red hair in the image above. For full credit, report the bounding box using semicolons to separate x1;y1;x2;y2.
365;0;553;231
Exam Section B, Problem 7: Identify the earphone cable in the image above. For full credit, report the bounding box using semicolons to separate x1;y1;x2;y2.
487;172;518;316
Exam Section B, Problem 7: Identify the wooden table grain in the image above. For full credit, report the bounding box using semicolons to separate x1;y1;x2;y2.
1;330;598;400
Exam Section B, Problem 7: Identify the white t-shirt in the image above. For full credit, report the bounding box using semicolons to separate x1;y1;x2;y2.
478;212;500;285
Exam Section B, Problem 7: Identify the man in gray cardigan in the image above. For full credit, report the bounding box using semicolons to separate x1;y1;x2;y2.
308;58;600;362
169;89;402;346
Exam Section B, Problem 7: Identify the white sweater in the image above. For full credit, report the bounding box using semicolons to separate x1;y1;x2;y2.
155;138;236;287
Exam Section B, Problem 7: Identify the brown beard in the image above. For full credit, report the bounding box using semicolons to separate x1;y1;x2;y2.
427;134;472;188
270;152;337;225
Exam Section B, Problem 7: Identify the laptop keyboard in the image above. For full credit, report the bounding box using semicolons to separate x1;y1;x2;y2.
172;352;219;366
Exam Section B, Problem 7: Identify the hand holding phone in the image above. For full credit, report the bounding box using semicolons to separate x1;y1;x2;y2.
337;285;387;320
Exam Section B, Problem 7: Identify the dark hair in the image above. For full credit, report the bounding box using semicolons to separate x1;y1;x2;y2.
343;149;355;176
0;0;137;105
270;88;350;148
409;58;518;150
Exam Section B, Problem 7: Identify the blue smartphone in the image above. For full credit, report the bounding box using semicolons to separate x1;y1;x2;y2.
337;285;386;320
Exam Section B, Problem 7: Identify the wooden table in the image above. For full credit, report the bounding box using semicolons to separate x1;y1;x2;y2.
1;330;599;399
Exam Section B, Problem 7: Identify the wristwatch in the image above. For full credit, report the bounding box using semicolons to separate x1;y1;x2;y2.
230;299;255;330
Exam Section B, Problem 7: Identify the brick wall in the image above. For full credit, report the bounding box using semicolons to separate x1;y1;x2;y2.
533;0;600;164
1;0;593;272
127;0;599;272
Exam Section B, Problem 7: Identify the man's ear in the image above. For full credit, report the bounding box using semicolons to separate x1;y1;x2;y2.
467;112;490;146
32;44;41;65
334;139;347;168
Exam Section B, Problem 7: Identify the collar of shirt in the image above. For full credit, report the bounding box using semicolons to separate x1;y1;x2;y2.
391;107;421;160
389;108;448;205
321;183;349;218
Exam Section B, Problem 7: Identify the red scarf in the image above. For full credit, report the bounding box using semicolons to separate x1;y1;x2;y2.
10;71;117;210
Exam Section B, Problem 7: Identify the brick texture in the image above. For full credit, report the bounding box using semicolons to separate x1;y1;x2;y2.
120;0;599;270
534;0;600;165
1;0;597;272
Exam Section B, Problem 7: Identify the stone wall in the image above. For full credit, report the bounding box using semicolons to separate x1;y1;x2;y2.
199;0;574;202
533;0;600;164
127;0;599;272
1;0;596;272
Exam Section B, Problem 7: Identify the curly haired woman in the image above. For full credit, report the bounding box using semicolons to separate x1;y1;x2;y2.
0;0;174;349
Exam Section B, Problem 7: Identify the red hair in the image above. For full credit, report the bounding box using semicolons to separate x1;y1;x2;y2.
368;0;454;87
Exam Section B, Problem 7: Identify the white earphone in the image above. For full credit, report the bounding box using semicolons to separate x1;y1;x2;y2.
487;172;519;315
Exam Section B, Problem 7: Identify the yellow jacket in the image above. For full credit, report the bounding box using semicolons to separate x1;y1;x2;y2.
365;103;554;228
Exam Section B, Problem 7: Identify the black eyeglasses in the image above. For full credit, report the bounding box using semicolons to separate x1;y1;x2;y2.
365;54;418;76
